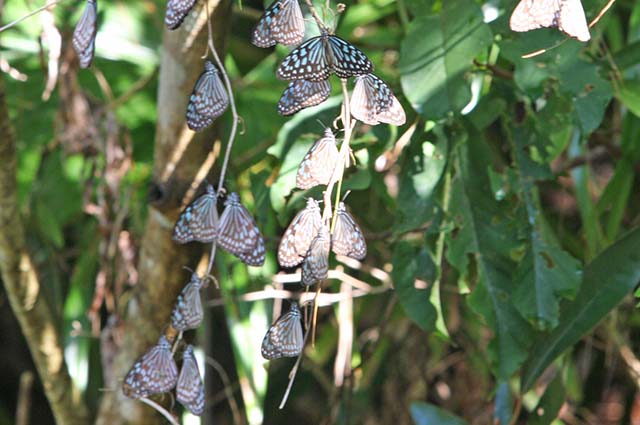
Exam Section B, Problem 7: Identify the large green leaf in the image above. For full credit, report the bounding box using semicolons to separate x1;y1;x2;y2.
398;0;492;118
521;227;640;391
447;132;533;378
410;402;468;425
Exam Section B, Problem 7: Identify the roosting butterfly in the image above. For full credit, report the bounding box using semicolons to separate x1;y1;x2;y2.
165;0;197;30
331;202;367;260
186;61;229;131
277;30;373;81
278;198;323;268
261;302;305;360
301;224;330;286
278;80;332;116
510;0;591;42
296;128;340;189
218;192;266;266
173;184;218;244
72;0;98;68
351;74;406;126
252;0;305;48
122;335;178;398
170;273;205;331
177;345;205;416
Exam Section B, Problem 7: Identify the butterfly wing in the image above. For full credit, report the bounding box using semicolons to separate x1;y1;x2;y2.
277;36;331;81
237;233;266;267
170;275;204;331
165;0;197;30
218;193;261;255
331;202;367;260
301;225;330;286
510;0;560;32
278;198;322;267
558;0;590;41
278;80;331;116
296;128;340;189
123;336;178;398
271;0;306;46
376;95;406;126
327;35;373;79
192;62;229;117
177;346;205;416
72;0;97;68
261;303;304;359
173;186;218;244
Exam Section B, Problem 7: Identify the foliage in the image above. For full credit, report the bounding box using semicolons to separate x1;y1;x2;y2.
2;0;640;424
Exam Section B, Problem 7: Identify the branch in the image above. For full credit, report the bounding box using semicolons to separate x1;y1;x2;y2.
0;74;90;424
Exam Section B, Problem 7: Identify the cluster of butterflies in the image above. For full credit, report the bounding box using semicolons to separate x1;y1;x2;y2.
509;0;591;42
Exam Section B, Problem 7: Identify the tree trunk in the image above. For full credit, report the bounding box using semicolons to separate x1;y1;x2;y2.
96;1;232;423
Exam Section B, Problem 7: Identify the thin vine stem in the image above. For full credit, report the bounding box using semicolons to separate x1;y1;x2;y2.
0;0;68;33
139;397;180;425
203;0;240;276
303;0;327;31
278;319;312;409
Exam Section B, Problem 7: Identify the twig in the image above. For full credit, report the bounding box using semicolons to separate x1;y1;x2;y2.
589;0;616;28
303;0;327;31
279;326;312;409
205;356;244;425
0;0;67;33
139;397;180;425
15;371;34;425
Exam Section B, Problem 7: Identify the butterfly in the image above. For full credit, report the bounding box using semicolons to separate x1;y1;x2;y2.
301;224;330;286
237;234;266;267
277;31;373;82
278;80;332;116
351;74;406;126
278;198;323;268
331;202;367;260
173;184;219;244
252;0;305;48
122;335;178;398
72;0;98;68
177;345;205;416
218;192;262;255
165;0;197;30
510;0;590;42
261;302;304;359
186;61;229;131
170;273;205;331
296;128;340;189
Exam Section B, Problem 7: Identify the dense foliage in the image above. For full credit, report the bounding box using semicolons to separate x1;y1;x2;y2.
1;0;640;424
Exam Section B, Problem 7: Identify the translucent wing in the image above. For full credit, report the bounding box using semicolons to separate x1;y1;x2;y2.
277;198;322;268
177;345;205;416
376;95;406;126
252;0;305;48
510;0;560;32
331;202;367;260
326;35;373;79
276;36;331;81
237;234;266;267
72;0;97;68
122;336;178;398
170;273;204;331
301;225;330;286
558;0;590;41
165;0;197;30
173;185;218;244
261;302;304;359
350;74;392;125
218;192;261;255
186;61;229;131
296;128;340;189
278;80;331;116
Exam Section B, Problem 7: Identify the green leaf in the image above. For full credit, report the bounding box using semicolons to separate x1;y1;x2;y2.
511;126;582;330
615;80;640;117
410;402;468;425
399;0;492;118
521;227;640;391
446;133;533;378
392;241;437;332
529;372;565;425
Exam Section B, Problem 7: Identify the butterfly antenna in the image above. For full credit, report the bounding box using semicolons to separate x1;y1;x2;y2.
315;118;327;130
341;190;351;202
203;273;219;289
182;266;195;274
238;115;246;135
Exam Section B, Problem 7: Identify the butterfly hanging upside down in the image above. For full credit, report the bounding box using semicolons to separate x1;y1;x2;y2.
509;0;591;42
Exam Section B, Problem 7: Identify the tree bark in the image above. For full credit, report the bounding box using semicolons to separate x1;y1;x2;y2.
96;1;232;423
0;77;90;423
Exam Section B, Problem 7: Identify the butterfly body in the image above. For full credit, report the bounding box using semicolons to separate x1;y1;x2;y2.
278;198;323;267
297;128;340;189
173;185;219;244
277;32;373;82
510;0;590;42
170;273;205;331
302;225;330;286
165;0;197;30
261;302;304;359
252;0;305;48
278;80;331;116
186;61;229;131
72;0;98;68
177;345;205;415
123;336;178;398
332;202;367;260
